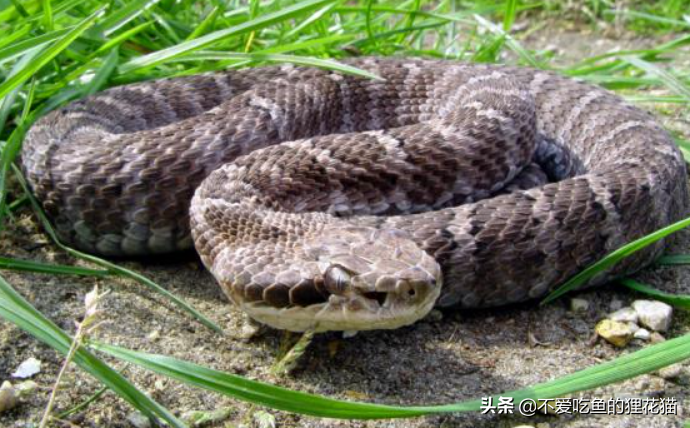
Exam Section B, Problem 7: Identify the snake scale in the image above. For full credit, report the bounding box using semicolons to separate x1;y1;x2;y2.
22;58;689;332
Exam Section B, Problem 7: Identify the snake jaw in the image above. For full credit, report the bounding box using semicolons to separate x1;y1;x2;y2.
233;227;443;332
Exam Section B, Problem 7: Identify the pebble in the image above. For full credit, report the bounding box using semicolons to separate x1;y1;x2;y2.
181;407;233;427
657;364;684;380
632;300;673;332
252;410;276;428
147;329;161;341
0;381;18;414
237;316;263;340
127;411;151;428
11;357;41;379
608;307;638;324
569;298;589;313
650;332;666;343
14;380;37;397
609;298;624;312
595;319;636;347
633;328;651;341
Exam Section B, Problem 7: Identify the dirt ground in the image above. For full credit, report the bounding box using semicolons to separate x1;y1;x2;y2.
1;23;690;428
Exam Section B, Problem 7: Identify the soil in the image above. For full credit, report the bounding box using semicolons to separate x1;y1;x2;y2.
1;21;689;428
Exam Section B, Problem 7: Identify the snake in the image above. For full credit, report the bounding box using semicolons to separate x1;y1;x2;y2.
21;58;689;332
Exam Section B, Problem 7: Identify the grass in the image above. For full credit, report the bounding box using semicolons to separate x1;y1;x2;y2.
0;0;689;426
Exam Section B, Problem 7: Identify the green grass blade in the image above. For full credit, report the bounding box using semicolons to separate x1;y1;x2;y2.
0;46;42;135
334;4;472;23
624;56;690;101
658;254;690;265
184;5;222;41
4;0;31;19
0;8;103;100
0;126;31;225
119;0;338;72
673;137;690;163
84;48;120;95
502;0;518;31
0;256;111;277
473;14;544;68
0;274;187;428
93;21;154;55
0;28;70;66
41;0;53;31
11;164;224;334
92;332;690;419
607;9;690;29
93;341;427;419
94;0;163;35
176;52;382;80
258;34;356;54
284;3;338;39
543;215;690;304
619;278;690;310
0;24;30;51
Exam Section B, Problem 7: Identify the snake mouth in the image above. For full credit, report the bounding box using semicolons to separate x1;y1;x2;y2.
232;264;442;333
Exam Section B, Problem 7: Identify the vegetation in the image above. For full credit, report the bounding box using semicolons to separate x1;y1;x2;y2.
0;0;689;426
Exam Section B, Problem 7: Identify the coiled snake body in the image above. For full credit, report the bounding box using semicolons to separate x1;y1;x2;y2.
22;58;689;332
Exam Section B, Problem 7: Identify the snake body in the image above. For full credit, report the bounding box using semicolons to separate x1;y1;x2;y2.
22;58;689;331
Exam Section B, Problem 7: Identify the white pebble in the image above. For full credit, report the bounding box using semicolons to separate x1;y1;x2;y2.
11;357;41;379
633;328;651;341
609;307;638;324
569;298;589;313
632;300;673;332
127;411;151;428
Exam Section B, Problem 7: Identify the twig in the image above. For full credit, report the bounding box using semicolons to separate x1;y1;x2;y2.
39;286;108;428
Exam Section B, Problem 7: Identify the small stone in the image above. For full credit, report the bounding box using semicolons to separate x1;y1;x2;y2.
14;380;37;398
181;407;233;427
147;329;161;341
127;411;151;428
634;328;651;341
570;298;589;313
650;332;666;343
342;330;358;338
536;423;551;428
644;377;667;395
609;298;624;312
632;300;673;332
252;410;276;428
237;316;263;340
0;381;18;414
596;319;636;347
657;364;684;380
609;307;638;324
12;357;41;379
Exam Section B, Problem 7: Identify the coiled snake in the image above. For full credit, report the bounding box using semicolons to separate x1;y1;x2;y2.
22;58;689;332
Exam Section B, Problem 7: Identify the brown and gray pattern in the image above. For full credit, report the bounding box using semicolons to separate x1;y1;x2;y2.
22;58;689;332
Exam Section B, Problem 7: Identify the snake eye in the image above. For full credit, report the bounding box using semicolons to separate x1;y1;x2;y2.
324;264;352;295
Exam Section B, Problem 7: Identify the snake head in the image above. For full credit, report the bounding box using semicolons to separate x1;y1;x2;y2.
239;226;442;332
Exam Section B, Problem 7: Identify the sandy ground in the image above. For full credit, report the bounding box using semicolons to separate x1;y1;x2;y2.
1;22;690;428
